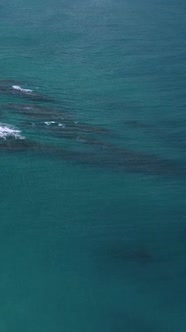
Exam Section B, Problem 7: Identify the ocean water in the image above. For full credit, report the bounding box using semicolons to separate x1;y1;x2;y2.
0;0;186;331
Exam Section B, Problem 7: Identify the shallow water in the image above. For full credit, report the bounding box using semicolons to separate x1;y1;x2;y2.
0;0;186;331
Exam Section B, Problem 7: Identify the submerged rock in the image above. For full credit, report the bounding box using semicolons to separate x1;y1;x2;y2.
0;130;185;177
0;83;55;102
2;103;68;120
0;81;185;177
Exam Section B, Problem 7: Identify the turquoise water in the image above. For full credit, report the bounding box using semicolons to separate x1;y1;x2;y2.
0;0;186;331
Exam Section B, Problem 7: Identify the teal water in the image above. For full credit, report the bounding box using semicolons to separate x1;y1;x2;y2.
0;0;186;331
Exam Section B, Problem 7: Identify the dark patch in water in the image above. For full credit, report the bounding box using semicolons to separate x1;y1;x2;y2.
0;82;55;103
0;133;185;177
2;103;68;120
1;103;110;135
103;245;153;263
0;80;186;177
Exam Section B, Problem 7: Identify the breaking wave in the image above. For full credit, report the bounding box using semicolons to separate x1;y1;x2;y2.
0;123;25;140
44;121;66;128
12;85;33;93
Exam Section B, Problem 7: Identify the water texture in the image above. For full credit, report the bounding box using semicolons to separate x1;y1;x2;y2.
0;0;186;331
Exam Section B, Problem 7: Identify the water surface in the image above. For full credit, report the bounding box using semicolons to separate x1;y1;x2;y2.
0;0;186;331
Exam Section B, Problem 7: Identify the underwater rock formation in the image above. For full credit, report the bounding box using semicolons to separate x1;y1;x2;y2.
1;102;112;150
0;81;55;102
0;128;185;177
2;103;68;120
0;79;185;177
1;103;110;134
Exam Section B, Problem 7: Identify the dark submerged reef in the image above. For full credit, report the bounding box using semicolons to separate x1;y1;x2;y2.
0;79;185;177
0;81;55;102
101;245;153;264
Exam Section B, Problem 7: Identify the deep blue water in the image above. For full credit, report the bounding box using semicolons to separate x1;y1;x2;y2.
0;0;186;331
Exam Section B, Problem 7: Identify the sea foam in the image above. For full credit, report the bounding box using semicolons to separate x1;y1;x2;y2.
44;121;65;128
12;85;33;93
0;123;25;140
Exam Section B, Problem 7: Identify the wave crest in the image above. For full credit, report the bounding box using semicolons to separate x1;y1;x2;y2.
12;85;33;94
0;123;25;140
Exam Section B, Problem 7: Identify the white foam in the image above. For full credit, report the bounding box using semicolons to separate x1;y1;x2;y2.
12;85;33;93
44;121;65;128
58;123;65;128
0;123;25;140
44;121;56;126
